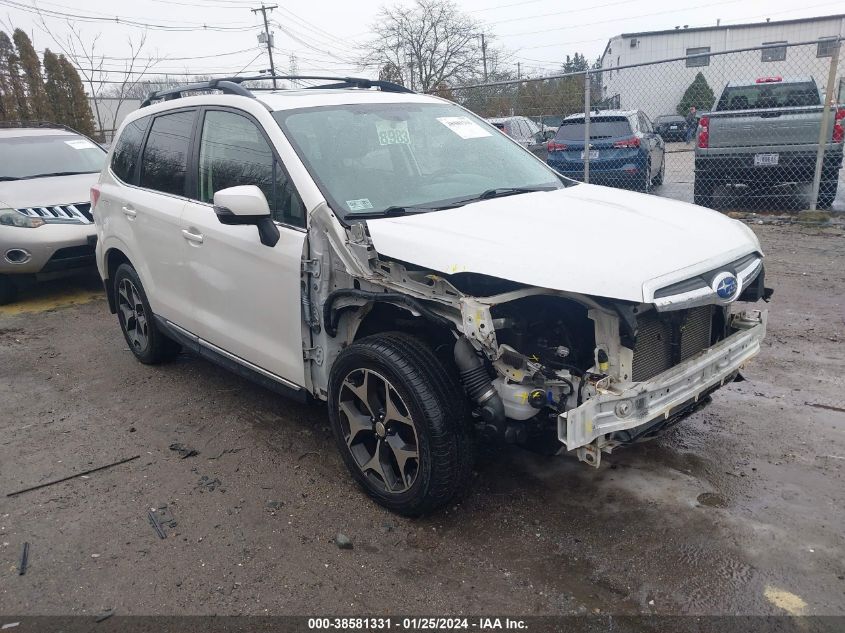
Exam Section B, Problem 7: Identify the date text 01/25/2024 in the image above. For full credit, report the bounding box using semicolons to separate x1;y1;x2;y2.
307;617;527;630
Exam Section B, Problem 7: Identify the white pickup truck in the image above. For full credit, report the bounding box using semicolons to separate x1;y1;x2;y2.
694;76;844;209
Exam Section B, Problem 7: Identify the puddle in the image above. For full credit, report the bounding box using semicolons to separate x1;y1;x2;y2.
697;492;728;508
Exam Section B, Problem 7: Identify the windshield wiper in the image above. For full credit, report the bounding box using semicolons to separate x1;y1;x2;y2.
345;204;449;220
0;176;21;181
18;171;99;180
456;186;555;205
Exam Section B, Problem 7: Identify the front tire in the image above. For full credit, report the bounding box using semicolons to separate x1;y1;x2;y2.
113;263;180;364
328;333;473;516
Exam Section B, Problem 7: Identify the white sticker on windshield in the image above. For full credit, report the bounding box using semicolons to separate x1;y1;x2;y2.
346;198;374;211
65;139;97;150
376;120;410;145
436;116;491;139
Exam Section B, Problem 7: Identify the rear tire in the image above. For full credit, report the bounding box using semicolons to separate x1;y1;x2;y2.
328;332;473;516
653;158;665;186
638;161;652;193
0;275;17;305
816;180;838;210
113;263;181;364
694;176;714;207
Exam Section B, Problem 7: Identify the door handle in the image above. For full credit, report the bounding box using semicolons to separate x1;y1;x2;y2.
181;229;204;244
121;205;136;219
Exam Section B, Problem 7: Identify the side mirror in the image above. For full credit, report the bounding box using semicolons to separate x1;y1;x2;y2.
213;185;280;248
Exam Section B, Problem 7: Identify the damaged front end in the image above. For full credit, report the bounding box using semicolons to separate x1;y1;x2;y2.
308;205;769;467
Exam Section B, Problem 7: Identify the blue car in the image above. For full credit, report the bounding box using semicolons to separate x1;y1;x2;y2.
546;109;665;192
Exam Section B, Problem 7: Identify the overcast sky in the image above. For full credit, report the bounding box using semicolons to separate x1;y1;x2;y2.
1;0;842;84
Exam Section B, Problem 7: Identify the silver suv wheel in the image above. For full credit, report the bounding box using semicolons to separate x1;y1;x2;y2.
338;368;420;494
117;278;149;352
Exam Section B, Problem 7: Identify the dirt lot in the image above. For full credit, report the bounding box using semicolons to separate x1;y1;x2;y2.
1;223;844;619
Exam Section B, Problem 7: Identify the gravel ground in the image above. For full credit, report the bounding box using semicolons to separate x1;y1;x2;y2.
0;223;844;618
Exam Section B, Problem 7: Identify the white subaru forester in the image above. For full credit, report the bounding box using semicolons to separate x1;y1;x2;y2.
93;76;770;515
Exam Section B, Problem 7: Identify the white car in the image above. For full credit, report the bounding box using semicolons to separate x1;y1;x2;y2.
93;76;770;515
0;123;106;303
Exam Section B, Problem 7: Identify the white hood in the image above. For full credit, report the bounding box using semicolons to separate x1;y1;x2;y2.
0;173;98;209
365;184;761;303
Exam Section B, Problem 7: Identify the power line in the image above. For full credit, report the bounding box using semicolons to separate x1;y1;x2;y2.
272;6;361;55
0;0;258;31
271;22;362;65
482;0;636;27
469;0;545;12
497;0;746;38
36;46;263;63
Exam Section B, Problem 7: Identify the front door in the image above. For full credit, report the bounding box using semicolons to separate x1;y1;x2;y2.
181;108;308;387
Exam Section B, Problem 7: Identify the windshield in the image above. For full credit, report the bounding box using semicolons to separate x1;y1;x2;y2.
0;134;106;180
716;82;820;110
555;116;632;141
273;102;567;219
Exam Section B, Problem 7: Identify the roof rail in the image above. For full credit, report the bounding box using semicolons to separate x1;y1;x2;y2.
140;74;413;107
0;120;80;133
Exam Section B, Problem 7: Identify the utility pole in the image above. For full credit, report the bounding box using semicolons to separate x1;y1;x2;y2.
517;61;521;79
251;3;278;88
480;33;488;82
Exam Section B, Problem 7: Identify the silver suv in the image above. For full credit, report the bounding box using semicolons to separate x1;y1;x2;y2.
0;122;106;303
94;76;769;516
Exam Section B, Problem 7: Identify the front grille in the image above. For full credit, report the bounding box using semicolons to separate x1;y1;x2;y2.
15;203;92;224
631;305;714;382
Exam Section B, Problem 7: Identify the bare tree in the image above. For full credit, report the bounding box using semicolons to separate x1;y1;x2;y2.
365;0;486;92
32;9;159;139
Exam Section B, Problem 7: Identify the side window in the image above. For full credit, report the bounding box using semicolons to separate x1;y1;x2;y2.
139;110;195;196
198;110;305;228
111;116;149;183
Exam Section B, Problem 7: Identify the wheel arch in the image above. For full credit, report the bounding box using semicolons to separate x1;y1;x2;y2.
103;247;134;314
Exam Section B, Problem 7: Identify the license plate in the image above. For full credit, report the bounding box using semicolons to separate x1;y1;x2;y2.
754;153;779;166
581;149;599;160
669;125;678;129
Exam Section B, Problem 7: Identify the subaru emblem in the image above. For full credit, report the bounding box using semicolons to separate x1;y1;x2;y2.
712;272;739;302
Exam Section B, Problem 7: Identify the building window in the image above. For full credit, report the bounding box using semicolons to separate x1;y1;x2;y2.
762;41;787;62
817;37;837;58
686;47;710;67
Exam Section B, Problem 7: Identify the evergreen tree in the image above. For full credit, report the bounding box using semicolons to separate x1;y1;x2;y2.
12;29;52;120
677;72;715;116
58;55;95;136
0;31;25;120
562;53;589;73
42;49;68;124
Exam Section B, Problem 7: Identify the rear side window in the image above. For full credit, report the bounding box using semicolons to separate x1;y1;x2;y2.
111;116;149;183
555;117;633;141
716;82;820;110
139;110;195;196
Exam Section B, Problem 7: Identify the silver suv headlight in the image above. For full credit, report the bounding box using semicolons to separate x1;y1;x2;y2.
0;209;45;228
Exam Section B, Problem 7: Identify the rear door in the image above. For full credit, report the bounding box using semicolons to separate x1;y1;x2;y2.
180;107;308;386
117;109;196;326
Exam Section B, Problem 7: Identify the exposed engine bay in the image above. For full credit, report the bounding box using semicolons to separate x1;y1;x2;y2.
307;204;770;467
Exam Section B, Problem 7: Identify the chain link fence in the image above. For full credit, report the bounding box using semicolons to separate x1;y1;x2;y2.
442;39;844;213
